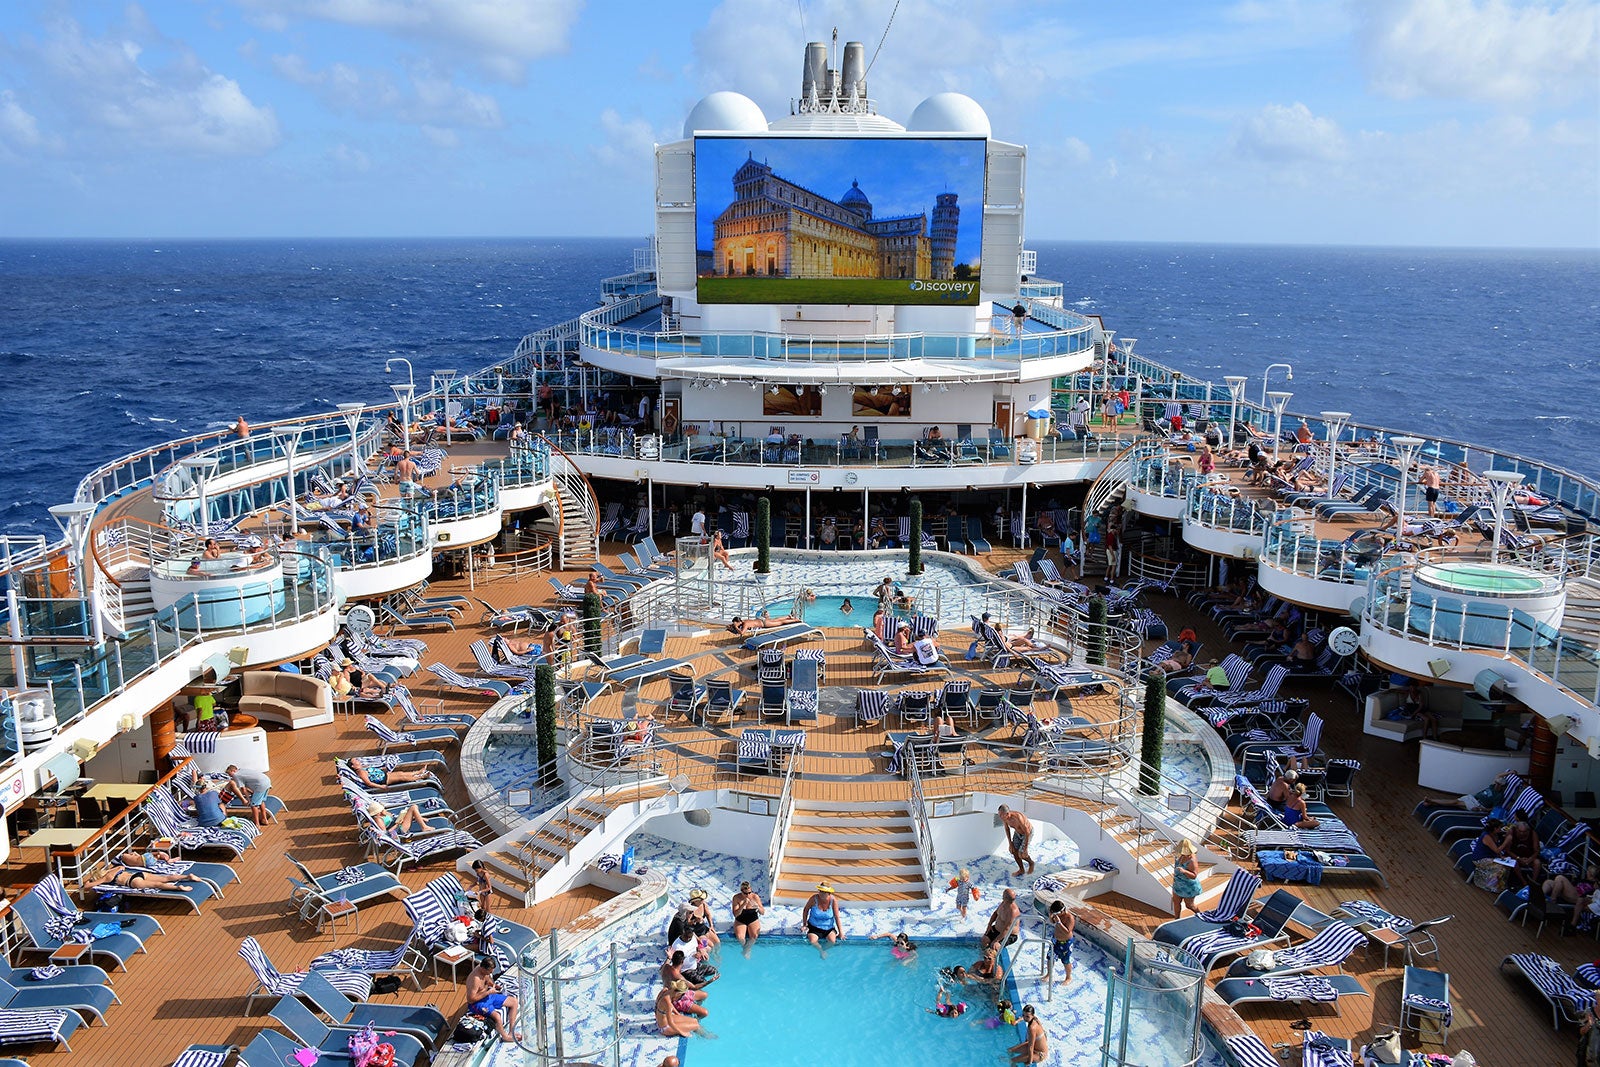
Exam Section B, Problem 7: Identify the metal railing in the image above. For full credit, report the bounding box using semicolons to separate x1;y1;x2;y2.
764;749;802;898
905;752;938;908
1185;486;1269;535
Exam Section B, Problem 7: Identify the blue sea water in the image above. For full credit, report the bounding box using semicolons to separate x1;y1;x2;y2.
0;238;1595;537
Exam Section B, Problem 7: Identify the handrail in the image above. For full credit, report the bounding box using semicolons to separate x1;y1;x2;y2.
764;750;802;897
50;757;193;889
905;751;938;908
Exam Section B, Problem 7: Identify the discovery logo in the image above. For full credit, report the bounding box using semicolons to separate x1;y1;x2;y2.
907;280;976;295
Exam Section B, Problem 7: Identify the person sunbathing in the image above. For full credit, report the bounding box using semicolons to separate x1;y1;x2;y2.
1008;628;1050;654
1148;649;1193;676
365;800;429;837
348;760;433;788
1282;785;1320;830
94;864;195;892
726;614;800;637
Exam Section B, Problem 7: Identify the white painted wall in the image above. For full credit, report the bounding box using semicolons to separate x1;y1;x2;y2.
639;804;775;861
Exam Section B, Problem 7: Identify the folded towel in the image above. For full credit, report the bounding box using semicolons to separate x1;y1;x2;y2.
28;966;64;980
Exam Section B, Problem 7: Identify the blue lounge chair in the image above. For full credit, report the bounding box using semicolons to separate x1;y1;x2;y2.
742;622;824;651
1400;966;1451;1044
296;970;449;1047
0;1007;83;1052
788;656;820;722
704;678;745;725
965;515;992;553
268;996;425;1067
1214;973;1368;1014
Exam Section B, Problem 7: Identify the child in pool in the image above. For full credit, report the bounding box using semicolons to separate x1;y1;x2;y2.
974;999;1019;1029
839;598;853;615
928;987;967;1018
870;930;917;963
937;965;969;985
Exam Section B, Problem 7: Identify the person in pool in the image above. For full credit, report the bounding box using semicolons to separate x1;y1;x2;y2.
928;987;967;1018
801;882;845;954
839;597;853;615
869;930;917;964
730;881;764;954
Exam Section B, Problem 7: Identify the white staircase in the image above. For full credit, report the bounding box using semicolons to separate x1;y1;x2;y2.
538;438;599;569
772;800;930;908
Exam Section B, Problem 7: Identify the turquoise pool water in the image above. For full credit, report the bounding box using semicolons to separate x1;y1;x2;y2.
762;594;867;629
678;937;1014;1067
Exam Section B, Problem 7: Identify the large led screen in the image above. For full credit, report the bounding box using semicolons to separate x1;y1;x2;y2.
695;136;985;306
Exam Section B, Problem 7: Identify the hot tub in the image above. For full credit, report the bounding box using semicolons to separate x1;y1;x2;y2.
1408;561;1564;648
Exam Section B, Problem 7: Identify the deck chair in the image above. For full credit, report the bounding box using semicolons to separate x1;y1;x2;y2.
0;973;116;1026
23;873;163;952
237;936;372;1015
704;678;745;725
759;677;788;721
1176;888;1304;969
424;663;518;699
1223;921;1366;979
1224;1035;1282;1067
469;639;538;681
392;685;475;730
1501;952;1592;1028
0;960;118;1001
285;854;407;927
605;654;691;686
379;602;455;633
591;561;651;590
1017;652;1109;699
856;689;890;726
974;687;1006;725
1202;664;1290;712
755;647;786;683
986;427;1011;458
970;616;1013;669
139;788;255;858
788;656;820;722
742;622;824;651
864;628;947;683
898;690;934;728
965;515;992;553
354;808;481;875
406;873;539;976
268;996;425;1067
1171;654;1249;704
365;715;460;754
546;577;587;603
85;862;218;915
1400;966;1451;1044
665;669;706;721
940;678;972;723
295;970;447;1046
1153;869;1264;945
0;1008;82;1052
1214;974;1368;1015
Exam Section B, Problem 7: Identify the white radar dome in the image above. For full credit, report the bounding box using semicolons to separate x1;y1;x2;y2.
683;92;769;137
906;92;991;137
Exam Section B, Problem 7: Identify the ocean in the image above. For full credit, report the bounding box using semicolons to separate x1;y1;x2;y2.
0;238;1595;537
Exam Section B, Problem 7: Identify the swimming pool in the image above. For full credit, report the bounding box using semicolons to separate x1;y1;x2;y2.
729;549;1019;628
677;938;1014;1066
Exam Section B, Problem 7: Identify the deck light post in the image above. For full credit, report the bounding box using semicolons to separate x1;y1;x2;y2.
48;502;103;645
1390;436;1426;544
1266;391;1293;462
1485;470;1525;563
434;369;459;444
385;358;416;455
1260;363;1293;409
180;455;220;538
336;403;366;481
1224;376;1248;447
1320;411;1351;488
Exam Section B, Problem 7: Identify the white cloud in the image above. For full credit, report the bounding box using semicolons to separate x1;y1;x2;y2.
1357;0;1600;106
1231;102;1347;162
273;54;502;130
328;142;371;172
1061;137;1092;165
0;91;44;151
238;0;582;82
592;108;671;169
13;13;280;157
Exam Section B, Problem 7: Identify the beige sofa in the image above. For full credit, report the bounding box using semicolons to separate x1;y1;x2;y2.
237;671;334;730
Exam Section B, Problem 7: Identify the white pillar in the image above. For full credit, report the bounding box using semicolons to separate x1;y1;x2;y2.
48;502;102;645
1224;375;1247;449
1485;470;1524;563
1267;391;1293;462
805;487;812;550
1391;436;1425;543
1320;411;1351;489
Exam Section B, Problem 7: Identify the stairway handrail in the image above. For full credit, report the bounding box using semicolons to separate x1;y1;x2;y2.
765;750;803;897
906;750;939;906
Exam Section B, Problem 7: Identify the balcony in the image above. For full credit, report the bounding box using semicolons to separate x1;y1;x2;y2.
1181;486;1269;559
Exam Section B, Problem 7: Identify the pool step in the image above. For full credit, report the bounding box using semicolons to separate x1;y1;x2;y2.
771;800;930;909
478;783;673;899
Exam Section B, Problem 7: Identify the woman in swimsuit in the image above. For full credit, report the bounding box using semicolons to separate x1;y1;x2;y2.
365;800;427;836
96;865;195;892
730;881;764;952
1282;785;1321;830
349;760;432;788
801;883;844;953
654;983;700;1038
969;944;1005;984
711;530;733;570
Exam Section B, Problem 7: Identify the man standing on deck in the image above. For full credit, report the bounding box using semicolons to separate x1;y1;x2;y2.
1420;465;1442;516
997;805;1035;876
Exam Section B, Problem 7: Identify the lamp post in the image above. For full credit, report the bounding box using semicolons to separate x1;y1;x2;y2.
1224;375;1248;448
1390;436;1426;544
48;502;103;645
336;403;365;481
1320;410;1351;488
1266;391;1293;462
435;369;459;444
1260;363;1293;409
385;358;415;455
180;455;220;537
1485;469;1525;563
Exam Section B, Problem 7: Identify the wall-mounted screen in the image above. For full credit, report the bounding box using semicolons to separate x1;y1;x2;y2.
762;385;821;418
852;386;911;418
695;136;985;306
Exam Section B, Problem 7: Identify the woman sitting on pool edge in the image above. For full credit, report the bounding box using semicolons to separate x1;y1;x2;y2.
726;612;803;637
802;882;845;954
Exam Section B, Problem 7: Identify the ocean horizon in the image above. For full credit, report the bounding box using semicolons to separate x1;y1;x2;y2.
2;237;1596;536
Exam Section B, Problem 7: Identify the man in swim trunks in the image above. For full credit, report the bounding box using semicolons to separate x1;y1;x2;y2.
982;888;1022;956
801;882;845;955
1420;465;1441;516
465;956;520;1043
1047;900;1076;985
997;805;1035;876
1009;1005;1049;1064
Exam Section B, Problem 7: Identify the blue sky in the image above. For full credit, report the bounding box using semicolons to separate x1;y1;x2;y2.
0;0;1595;247
694;136;985;261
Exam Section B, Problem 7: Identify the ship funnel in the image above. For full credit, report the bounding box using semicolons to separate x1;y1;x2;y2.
840;41;867;105
802;41;828;108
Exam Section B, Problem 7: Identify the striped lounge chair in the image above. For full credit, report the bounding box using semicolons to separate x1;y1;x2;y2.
236;936;372;1015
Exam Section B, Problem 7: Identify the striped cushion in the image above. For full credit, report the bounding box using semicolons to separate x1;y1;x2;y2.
1224;1034;1279;1067
0;1008;72;1047
172;1047;232;1067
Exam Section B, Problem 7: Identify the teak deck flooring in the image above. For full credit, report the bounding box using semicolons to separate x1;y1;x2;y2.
10;511;1590;1066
